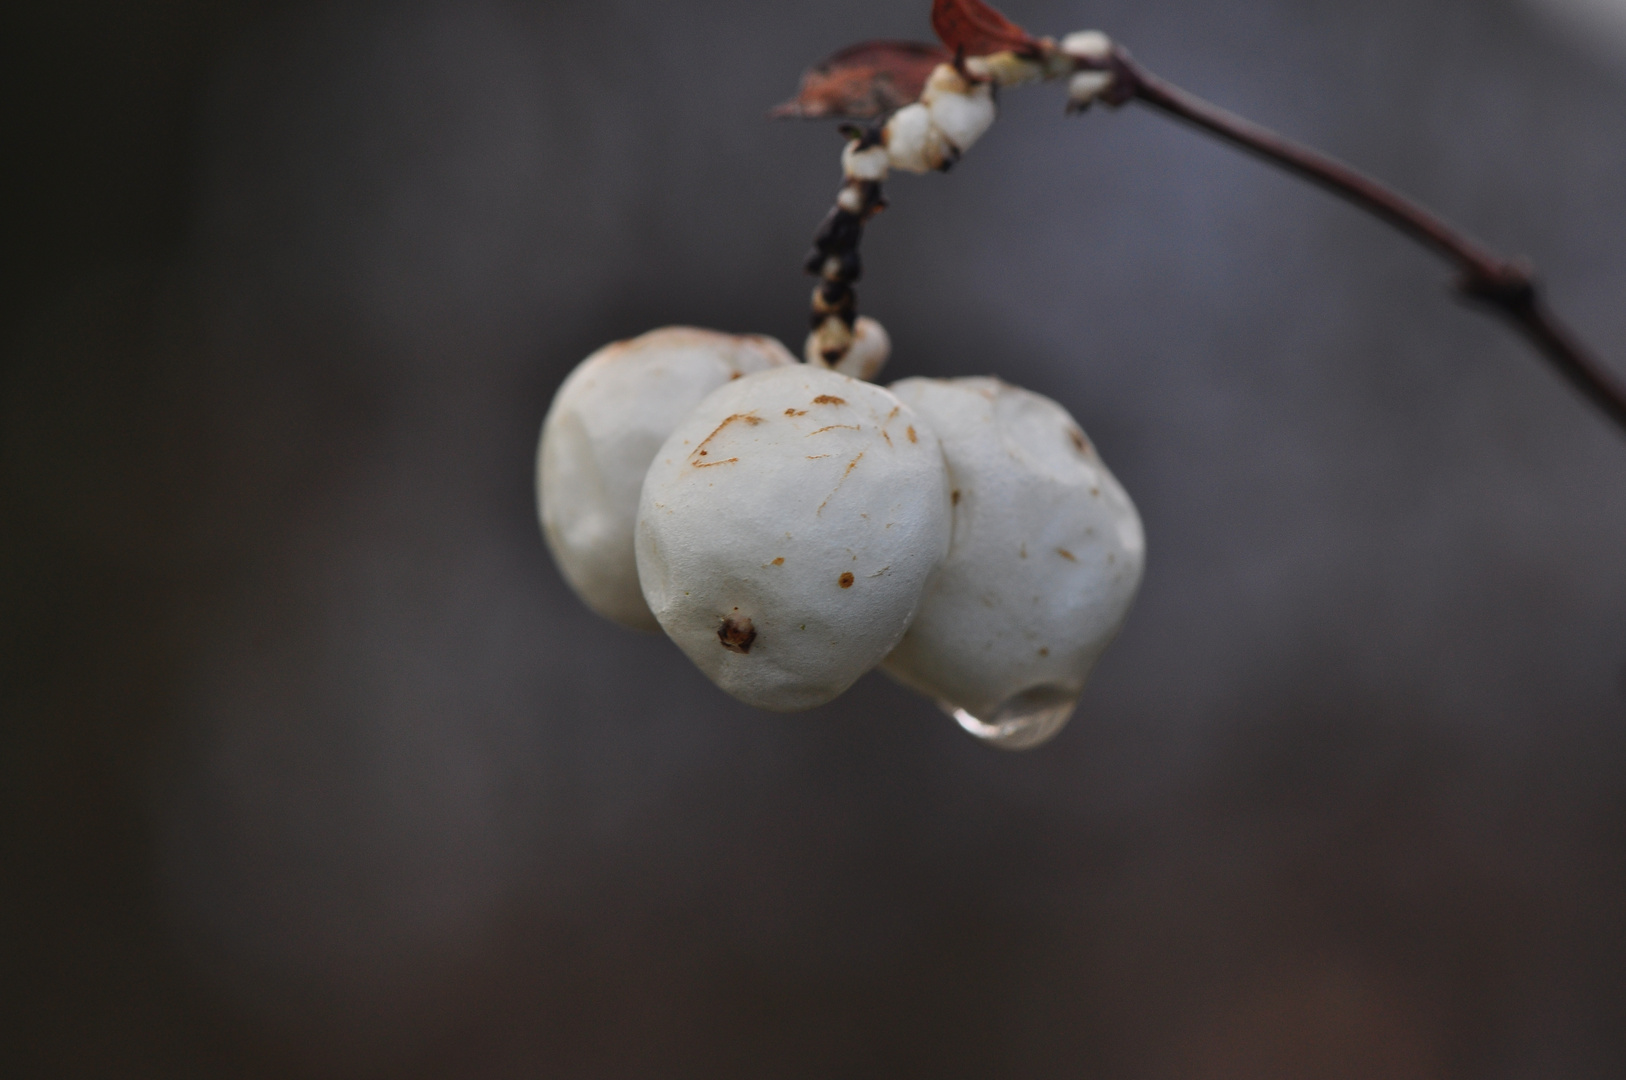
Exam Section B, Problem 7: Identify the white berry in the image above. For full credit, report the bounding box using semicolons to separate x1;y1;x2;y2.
882;377;1144;749
537;326;795;630
636;365;952;711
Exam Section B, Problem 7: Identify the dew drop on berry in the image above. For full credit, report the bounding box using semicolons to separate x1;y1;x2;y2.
943;685;1078;751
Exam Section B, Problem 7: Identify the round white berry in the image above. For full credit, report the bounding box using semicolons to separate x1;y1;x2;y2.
881;377;1144;749
537;327;795;630
636;365;952;711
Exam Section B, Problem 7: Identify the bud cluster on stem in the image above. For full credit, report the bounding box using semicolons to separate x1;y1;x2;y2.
784;0;1626;432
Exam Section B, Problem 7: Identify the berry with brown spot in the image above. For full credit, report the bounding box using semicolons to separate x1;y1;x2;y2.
637;365;951;711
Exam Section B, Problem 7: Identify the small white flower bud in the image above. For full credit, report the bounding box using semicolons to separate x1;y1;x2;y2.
1067;70;1115;111
923;72;996;155
1059;30;1113;63
804;316;889;380
841;141;891;183
636;366;952;711
882;377;1144;749
805;315;854;367
537;327;795;630
832;317;891;381
883;102;953;173
923;63;973;98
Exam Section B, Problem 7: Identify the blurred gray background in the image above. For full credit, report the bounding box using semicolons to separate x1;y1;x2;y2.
4;0;1626;1076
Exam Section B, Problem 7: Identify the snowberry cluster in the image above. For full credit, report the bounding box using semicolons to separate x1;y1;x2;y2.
536;0;1625;748
537;326;1143;749
536;10;1148;749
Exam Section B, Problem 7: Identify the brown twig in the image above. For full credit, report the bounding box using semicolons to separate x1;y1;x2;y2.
1098;47;1626;436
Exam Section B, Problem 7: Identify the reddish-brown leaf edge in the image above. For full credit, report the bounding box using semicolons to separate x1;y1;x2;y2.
930;0;1040;57
771;39;950;120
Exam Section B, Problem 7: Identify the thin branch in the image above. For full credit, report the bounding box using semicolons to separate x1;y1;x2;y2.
1102;47;1626;436
785;25;1626;437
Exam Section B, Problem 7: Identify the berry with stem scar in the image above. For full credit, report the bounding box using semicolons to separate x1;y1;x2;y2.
635;365;951;711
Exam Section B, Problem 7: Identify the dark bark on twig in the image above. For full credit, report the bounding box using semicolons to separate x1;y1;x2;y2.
1103;47;1626;436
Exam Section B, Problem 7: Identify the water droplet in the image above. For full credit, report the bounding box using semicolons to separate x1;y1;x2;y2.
943;685;1077;751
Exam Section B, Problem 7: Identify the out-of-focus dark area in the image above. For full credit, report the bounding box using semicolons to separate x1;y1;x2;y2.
4;0;1626;1075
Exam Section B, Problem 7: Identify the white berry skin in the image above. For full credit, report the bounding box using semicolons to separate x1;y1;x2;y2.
881;377;1145;748
537;327;795;631
636;365;952;711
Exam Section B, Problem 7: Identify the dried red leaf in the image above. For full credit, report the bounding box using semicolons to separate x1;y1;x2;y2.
771;39;950;120
930;0;1040;57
